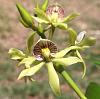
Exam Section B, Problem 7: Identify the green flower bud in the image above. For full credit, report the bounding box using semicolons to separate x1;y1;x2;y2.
16;3;34;28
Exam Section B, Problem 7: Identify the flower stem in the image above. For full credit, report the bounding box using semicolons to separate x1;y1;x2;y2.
61;70;87;99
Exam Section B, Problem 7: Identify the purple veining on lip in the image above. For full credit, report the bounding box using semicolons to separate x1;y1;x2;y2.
46;4;64;19
33;39;58;60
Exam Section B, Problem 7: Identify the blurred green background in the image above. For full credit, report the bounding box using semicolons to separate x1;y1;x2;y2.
0;0;100;99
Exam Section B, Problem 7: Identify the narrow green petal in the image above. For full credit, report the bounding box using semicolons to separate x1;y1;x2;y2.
8;48;26;60
63;12;80;23
18;62;45;80
55;46;81;58
77;37;96;48
27;32;35;54
67;28;77;45
32;16;49;24
41;0;49;12
18;56;36;68
53;57;82;66
46;62;61;96
76;50;86;78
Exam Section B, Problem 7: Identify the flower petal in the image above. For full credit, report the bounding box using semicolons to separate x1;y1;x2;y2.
54;46;81;58
53;57;82;66
18;62;45;80
46;62;61;96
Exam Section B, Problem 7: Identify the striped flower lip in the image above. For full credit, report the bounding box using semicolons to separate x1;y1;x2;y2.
46;4;64;20
33;39;58;61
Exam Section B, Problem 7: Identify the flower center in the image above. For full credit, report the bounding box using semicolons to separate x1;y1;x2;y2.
41;48;50;59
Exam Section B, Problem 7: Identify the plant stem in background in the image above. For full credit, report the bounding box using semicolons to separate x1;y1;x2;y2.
61;70;87;99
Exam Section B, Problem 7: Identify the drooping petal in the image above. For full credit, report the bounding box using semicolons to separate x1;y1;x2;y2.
76;50;86;78
46;62;61;96
18;56;36;68
18;62;45;80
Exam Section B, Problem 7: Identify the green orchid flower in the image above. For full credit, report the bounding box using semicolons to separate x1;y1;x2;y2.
8;38;84;96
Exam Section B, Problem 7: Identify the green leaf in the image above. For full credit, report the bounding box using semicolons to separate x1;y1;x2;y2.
53;23;68;30
85;82;100;99
46;62;61;96
63;12;80;23
27;32;35;54
77;37;96;47
18;62;45;80
16;3;33;27
32;16;49;24
41;0;49;12
76;50;86;78
53;57;82;66
55;46;81;58
18;56;36;68
94;60;100;66
8;48;26;60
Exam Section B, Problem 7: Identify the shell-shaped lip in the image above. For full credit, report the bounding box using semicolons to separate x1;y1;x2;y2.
33;39;58;60
46;4;64;18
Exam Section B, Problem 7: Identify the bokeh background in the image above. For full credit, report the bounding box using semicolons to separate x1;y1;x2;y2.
0;0;100;99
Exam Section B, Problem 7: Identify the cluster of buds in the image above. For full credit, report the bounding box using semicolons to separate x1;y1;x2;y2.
9;0;96;98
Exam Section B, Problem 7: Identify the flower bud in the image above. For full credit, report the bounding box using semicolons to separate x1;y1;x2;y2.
46;4;64;22
16;3;34;28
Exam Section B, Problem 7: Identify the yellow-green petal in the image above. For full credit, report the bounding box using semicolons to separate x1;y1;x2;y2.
46;62;61;96
53;57;82;66
18;62;45;80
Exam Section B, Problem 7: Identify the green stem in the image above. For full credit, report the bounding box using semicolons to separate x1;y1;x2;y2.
49;26;55;40
31;26;46;39
61;70;87;99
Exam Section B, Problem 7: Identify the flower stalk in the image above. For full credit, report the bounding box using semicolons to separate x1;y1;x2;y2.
61;70;87;99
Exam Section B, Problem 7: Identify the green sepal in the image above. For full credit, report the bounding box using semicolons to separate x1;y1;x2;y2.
76;50;86;78
41;0;49;12
46;62;61;96
77;37;96;48
63;12;80;23
53;57;82;66
18;62;45;80
8;48;26;60
16;3;33;27
18;56;36;68
53;23;68;30
55;46;81;58
67;28;77;45
27;32;35;54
